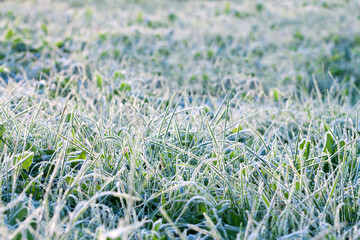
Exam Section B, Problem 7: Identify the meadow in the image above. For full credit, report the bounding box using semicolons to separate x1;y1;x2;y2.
1;0;360;239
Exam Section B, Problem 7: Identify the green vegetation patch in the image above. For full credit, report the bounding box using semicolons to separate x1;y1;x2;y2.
0;0;360;239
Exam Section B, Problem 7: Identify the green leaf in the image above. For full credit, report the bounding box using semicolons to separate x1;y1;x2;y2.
14;151;34;172
119;82;131;92
323;123;331;132
136;12;143;24
224;2;231;14
228;210;241;226
339;139;345;149
96;74;102;90
70;150;86;160
41;24;48;35
56;41;64;48
256;3;265;12
9;204;28;226
273;88;279;102
299;139;311;159
11;40;27;52
22;153;34;172
168;13;176;22
114;71;125;79
153;219;162;231
0;123;5;138
323;132;335;155
161;194;165;206
294;30;304;41
5;29;14;40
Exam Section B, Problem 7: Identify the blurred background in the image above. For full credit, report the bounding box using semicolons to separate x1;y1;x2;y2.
0;0;360;102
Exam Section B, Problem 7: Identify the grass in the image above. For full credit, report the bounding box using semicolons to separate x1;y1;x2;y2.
1;0;360;239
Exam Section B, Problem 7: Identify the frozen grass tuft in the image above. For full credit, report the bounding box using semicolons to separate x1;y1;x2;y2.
1;0;360;239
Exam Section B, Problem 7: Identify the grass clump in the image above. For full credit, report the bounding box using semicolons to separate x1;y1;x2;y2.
0;0;360;239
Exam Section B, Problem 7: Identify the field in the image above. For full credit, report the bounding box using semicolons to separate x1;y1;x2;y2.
1;0;360;239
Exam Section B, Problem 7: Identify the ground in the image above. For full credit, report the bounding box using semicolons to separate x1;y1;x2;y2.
0;0;360;239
